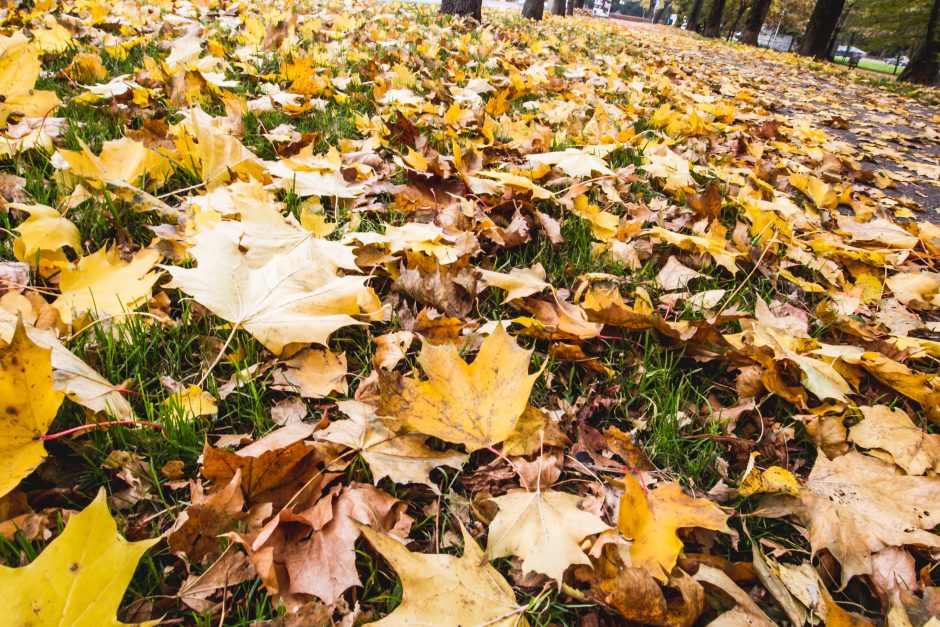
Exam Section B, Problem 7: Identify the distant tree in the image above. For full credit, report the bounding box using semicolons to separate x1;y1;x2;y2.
704;0;729;36
798;0;846;58
765;0;816;39
899;0;940;83
654;0;673;22
687;0;706;31
552;0;567;15
523;0;546;19
442;0;483;21
724;0;749;38
740;0;773;44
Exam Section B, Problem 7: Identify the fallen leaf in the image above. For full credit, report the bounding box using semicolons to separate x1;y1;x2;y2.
0;488;157;625
54;247;162;326
319;400;466;489
378;324;540;451
486;488;610;582
618;473;730;581
359;522;528;626
0;321;64;498
165;224;369;354
272;348;348;398
756;451;940;584
848;405;940;475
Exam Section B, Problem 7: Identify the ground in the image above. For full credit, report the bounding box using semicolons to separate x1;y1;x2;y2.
1;2;940;626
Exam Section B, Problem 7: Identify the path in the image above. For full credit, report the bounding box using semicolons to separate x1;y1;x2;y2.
613;20;940;219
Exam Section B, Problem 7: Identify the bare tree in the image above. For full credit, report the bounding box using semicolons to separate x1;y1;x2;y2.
797;0;846;58
441;0;483;21
740;0;773;45
522;0;546;19
899;0;940;84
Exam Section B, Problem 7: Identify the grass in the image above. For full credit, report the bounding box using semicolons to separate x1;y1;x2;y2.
832;55;903;76
5;1;929;625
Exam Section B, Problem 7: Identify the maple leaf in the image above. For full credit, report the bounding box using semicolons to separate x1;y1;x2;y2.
172;108;266;188
789;172;838;210
271;347;348;398
525;148;613;177
164;385;218;421
0;321;64;498
486;488;610;582
885;271;940;311
848;405;940;475
0;313;132;419
319;400;467;489
53;137;172;188
359;523;529;626
640;144;696;190
201;424;326;507
0;34;60;127
53;247;162;326
0;488;158;626
479;264;551;303
646;226;742;274
378;324;541;451
165;224;370;354
618;473;730;581
756;451;940;585
11;203;81;264
252;483;411;605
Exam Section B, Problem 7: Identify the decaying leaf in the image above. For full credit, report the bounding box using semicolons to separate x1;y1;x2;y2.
756;451;940;584
319;400;466;489
849;405;940;475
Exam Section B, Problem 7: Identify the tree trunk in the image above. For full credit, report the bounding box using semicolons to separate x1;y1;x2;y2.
704;0;728;38
797;0;846;59
522;0;545;19
566;0;574;15
552;0;566;16
740;0;772;45
654;0;672;23
574;0;585;8
687;0;705;32
441;0;482;21
899;0;940;85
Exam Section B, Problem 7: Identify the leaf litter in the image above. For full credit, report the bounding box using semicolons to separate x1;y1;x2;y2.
0;0;939;624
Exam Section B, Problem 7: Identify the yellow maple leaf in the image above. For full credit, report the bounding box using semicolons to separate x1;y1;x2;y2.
165;224;370;354
378;324;541;451
55;137;173;188
53;247;162;326
0;321;64;498
618;473;730;581
12;203;81;265
0;33;60;127
0;488;158;626
359;523;528;626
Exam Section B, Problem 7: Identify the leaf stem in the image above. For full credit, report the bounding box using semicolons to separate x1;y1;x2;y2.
40;420;163;442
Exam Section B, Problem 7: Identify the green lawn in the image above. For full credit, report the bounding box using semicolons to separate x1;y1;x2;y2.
833;55;903;75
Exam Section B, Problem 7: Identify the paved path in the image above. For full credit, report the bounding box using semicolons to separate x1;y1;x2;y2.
613;20;940;219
